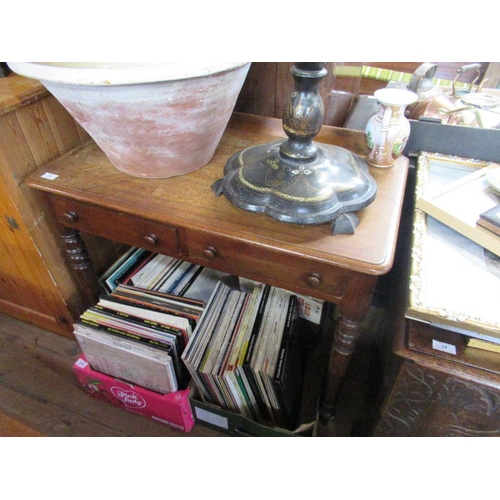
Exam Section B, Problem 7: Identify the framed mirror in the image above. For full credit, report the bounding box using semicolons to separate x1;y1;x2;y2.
407;151;500;341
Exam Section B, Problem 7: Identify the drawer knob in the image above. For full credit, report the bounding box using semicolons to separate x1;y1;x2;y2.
63;211;78;223
203;246;217;260
144;234;159;246
306;273;321;288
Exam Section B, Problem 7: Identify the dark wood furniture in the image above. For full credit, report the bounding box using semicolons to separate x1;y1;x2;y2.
373;318;500;436
25;112;409;434
372;158;500;437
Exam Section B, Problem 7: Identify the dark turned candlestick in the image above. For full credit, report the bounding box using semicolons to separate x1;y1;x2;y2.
280;63;327;162
213;62;377;235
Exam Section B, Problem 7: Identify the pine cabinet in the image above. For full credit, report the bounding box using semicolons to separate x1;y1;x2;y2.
0;74;123;337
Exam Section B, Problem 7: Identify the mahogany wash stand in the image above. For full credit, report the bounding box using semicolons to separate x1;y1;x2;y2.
26;112;408;435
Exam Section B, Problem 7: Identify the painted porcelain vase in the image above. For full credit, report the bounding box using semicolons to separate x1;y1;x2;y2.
365;88;418;168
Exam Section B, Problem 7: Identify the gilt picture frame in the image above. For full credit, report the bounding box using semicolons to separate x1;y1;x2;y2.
416;154;500;257
407;152;500;341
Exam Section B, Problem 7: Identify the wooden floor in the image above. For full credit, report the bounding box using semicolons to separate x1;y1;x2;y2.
0;306;385;437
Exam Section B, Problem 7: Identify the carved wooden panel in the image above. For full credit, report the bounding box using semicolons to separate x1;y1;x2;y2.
374;361;500;436
373;362;445;436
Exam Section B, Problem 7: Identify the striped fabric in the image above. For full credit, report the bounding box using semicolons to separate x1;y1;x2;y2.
329;64;476;90
360;65;475;90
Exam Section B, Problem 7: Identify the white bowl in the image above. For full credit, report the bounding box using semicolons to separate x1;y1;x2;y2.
8;62;250;178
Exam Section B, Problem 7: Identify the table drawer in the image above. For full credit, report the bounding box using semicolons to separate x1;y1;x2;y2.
185;230;347;301
49;196;180;256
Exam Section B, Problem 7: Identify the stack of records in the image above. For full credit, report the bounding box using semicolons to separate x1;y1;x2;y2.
74;287;203;394
99;247;235;304
99;247;152;294
122;253;204;296
182;281;306;430
76;248;235;395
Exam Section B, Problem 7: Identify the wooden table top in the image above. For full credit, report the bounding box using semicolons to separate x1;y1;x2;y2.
26;112;409;276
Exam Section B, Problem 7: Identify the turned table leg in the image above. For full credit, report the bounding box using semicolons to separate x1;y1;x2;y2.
318;273;378;429
60;225;100;310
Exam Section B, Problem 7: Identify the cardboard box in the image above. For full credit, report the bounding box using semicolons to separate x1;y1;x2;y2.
188;304;334;437
189;387;316;437
73;355;194;433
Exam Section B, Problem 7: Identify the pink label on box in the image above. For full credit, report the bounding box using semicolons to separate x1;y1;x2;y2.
110;387;147;409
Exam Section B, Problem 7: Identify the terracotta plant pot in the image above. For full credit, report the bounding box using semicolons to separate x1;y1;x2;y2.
8;62;251;178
